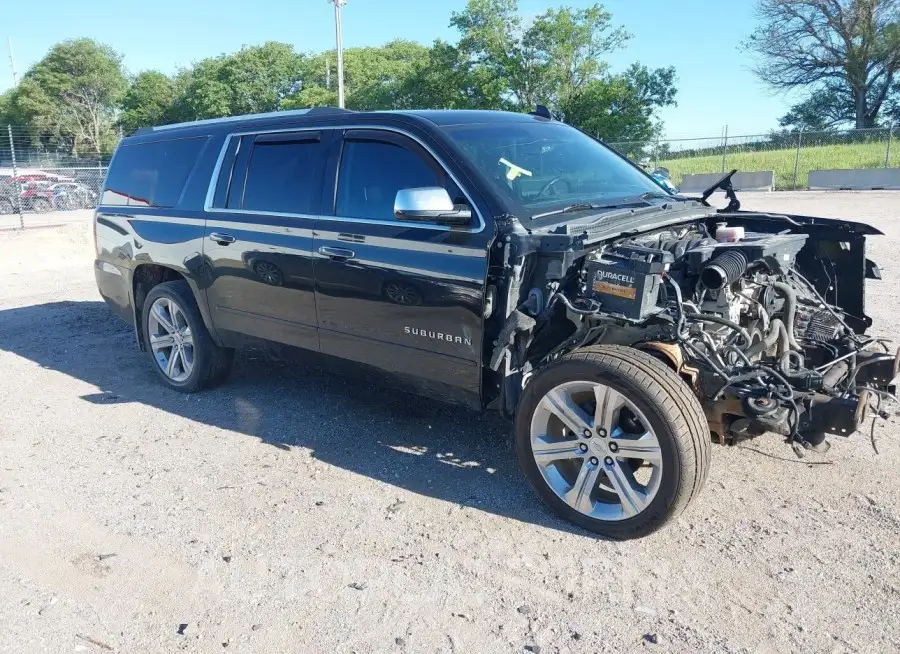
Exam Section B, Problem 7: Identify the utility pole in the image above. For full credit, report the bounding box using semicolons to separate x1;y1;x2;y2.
329;0;347;108
7;37;18;86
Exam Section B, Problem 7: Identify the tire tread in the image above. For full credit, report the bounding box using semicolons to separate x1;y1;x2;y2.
516;345;711;539
142;280;234;392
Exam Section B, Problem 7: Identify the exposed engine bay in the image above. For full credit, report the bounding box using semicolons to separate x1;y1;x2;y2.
492;204;898;456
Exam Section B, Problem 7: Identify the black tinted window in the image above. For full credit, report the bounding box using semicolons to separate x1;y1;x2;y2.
337;140;439;220
443;122;663;221
240;138;323;214
103;137;205;207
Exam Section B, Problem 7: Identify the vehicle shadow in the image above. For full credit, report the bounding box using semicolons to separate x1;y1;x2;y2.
0;300;584;535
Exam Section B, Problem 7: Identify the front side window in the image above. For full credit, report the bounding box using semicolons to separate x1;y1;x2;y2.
443;121;663;221
336;140;440;221
240;136;324;214
103;137;205;207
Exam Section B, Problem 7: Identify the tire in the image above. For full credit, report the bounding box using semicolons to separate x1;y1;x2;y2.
31;198;52;213
0;198;12;214
515;345;710;539
141;280;234;392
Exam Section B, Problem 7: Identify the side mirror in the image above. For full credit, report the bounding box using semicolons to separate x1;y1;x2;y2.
394;187;472;226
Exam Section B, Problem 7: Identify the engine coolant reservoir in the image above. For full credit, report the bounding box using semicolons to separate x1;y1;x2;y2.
716;223;745;243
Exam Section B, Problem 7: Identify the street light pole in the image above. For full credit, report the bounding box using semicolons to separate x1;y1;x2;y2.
330;0;347;108
7;37;18;86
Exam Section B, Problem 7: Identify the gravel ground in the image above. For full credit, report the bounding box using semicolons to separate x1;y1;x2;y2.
1;191;899;653
0;209;92;231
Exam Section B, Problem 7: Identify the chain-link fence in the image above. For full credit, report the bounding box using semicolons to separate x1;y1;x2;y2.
609;126;899;191
2;122;898;228
1;125;111;228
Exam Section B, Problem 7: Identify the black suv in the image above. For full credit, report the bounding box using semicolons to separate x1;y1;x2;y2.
95;108;893;538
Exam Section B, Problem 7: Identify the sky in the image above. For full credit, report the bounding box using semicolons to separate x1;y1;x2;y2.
1;0;801;139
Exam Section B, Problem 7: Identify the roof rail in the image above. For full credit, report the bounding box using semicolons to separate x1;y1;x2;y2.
133;107;356;135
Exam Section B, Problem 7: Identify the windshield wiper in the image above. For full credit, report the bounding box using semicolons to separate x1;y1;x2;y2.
529;192;676;220
530;203;605;220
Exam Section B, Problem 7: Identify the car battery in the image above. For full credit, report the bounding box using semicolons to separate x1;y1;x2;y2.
586;244;673;320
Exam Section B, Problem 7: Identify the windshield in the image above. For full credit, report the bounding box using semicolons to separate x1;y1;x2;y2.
442;121;666;219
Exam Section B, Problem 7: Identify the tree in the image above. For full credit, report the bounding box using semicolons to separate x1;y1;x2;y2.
450;0;630;109
886;80;900;122
745;0;900;129
283;39;500;111
778;84;853;130
170;42;304;121
0;90;16;125
288;40;430;110
219;42;304;115
561;65;677;142
11;38;126;154
120;71;176;132
447;0;676;140
778;79;900;130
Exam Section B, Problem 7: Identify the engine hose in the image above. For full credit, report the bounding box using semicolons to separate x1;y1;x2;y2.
681;338;731;381
684;312;752;344
781;349;804;375
700;250;748;290
744;318;789;360
663;274;687;336
549;292;600;316
771;282;801;351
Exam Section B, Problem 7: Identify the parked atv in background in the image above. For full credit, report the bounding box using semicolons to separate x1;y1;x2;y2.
19;182;56;213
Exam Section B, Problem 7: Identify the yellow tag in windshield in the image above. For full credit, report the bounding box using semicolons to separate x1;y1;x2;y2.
499;157;533;181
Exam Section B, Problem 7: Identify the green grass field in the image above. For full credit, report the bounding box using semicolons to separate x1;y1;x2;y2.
658;139;899;190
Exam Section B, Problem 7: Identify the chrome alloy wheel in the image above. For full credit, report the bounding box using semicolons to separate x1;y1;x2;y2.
147;297;194;382
530;380;663;521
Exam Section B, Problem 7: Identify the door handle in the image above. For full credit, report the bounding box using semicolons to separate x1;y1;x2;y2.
318;246;356;260
209;232;236;245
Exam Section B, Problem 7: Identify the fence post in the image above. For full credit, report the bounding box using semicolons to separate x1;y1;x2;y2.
7;125;24;230
654;135;660;170
721;125;729;173
886;122;894;168
793;128;804;190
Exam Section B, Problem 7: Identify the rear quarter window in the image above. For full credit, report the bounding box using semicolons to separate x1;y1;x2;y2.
102;137;206;207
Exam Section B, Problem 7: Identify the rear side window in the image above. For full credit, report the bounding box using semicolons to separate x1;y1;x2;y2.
234;134;325;215
336;140;440;220
103;137;205;207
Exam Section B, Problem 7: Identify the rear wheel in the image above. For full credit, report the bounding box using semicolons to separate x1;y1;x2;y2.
516;345;710;539
31;198;52;213
141;280;234;392
0;198;12;214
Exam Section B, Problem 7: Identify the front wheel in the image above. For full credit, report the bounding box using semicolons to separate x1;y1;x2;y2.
515;345;710;539
141;280;234;392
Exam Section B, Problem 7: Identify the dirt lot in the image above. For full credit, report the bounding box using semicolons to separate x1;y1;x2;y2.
1;192;899;653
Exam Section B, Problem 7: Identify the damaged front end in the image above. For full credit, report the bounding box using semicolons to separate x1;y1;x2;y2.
487;195;897;456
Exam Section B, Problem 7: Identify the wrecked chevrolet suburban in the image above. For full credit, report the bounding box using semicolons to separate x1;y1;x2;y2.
94;108;896;539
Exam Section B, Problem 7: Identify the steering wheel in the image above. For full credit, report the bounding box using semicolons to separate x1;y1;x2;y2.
536;176;571;199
